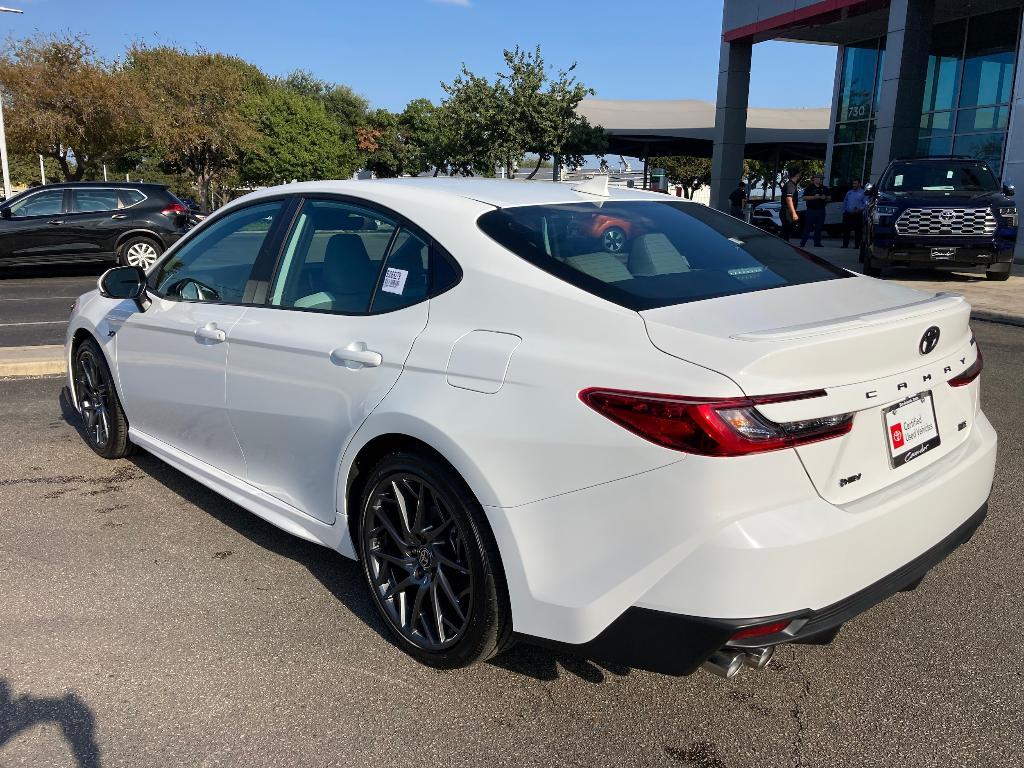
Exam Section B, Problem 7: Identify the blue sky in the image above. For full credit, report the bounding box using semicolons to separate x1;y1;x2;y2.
8;0;837;110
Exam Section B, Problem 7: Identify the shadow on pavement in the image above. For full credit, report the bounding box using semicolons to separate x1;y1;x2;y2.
0;680;102;767
58;382;636;686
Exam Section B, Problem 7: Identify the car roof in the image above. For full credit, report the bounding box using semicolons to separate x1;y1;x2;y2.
24;181;168;191
248;176;676;210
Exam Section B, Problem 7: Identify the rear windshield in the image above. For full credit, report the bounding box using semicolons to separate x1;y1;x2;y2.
477;200;849;310
880;162;1000;193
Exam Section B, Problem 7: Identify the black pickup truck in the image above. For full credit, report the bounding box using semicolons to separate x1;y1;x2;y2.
861;156;1017;281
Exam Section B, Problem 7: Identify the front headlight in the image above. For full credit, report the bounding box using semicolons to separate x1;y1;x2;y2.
873;205;898;222
998;206;1018;226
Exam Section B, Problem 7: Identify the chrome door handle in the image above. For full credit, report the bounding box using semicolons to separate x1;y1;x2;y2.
110;213;128;219
330;341;383;369
194;322;227;343
47;219;64;225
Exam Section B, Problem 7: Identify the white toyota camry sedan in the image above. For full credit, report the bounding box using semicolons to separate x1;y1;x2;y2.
65;177;995;678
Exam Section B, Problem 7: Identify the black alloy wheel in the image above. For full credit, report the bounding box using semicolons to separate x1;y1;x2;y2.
358;453;512;668
73;338;133;459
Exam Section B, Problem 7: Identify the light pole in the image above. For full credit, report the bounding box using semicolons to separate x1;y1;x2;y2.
0;7;23;200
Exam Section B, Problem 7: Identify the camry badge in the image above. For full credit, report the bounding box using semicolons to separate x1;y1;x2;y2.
919;326;941;355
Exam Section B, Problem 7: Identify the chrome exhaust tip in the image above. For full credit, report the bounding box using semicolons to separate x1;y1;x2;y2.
701;649;745;679
741;645;775;670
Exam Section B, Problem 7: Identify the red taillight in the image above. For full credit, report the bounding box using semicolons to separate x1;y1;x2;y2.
578;388;853;457
730;620;791;641
160;202;187;216
948;344;983;387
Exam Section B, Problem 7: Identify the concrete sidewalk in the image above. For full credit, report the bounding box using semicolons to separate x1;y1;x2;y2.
0;345;65;378
809;242;1024;326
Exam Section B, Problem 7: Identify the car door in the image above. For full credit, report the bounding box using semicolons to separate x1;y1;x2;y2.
64;188;124;259
0;188;70;264
113;198;289;479
225;197;434;522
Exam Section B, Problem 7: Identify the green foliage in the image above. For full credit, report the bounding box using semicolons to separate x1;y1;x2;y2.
436;45;605;177
8;153;61;187
0;32;145;181
652;156;713;198
127;44;266;209
240;81;359;185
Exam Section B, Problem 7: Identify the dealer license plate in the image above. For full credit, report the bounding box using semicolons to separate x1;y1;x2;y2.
930;247;957;259
883;392;941;468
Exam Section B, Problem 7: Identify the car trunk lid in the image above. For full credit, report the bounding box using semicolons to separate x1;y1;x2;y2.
640;278;979;503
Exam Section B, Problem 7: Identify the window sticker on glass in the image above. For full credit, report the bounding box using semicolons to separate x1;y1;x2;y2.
382;267;409;295
894;174;904;186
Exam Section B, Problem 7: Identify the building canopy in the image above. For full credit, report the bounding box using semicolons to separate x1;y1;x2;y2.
577;98;831;160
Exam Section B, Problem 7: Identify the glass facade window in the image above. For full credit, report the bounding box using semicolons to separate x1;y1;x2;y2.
831;38;885;188
918;8;1022;168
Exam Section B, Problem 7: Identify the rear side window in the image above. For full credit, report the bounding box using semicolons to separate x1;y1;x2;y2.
120;189;147;207
477;200;850;310
370;230;429;313
269;199;396;313
72;189;119;213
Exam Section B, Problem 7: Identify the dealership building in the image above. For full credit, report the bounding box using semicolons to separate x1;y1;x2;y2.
712;0;1024;222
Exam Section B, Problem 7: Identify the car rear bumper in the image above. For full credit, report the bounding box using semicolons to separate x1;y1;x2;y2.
526;500;987;675
500;410;996;675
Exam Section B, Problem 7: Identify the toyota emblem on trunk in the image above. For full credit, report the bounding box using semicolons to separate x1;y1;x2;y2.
920;326;941;355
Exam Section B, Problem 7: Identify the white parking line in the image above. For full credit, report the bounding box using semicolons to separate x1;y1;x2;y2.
0;320;68;326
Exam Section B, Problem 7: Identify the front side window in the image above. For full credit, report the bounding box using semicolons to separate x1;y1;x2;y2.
880;162;1000;193
269;199;396;313
478;201;849;311
152;200;283;303
72;189;120;213
8;189;64;218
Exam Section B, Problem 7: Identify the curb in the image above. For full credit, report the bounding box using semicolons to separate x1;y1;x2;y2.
0;345;66;378
972;310;1024;329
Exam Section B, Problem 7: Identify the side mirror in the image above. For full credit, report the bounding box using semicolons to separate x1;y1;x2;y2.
1003;183;1015;197
864;185;877;199
98;266;149;312
1;207;10;220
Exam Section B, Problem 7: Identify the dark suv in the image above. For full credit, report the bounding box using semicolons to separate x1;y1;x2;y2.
0;182;190;270
862;156;1017;281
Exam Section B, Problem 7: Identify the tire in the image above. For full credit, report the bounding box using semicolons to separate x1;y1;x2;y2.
118;235;163;270
601;226;627;254
357;451;513;669
72;337;134;459
986;268;1011;281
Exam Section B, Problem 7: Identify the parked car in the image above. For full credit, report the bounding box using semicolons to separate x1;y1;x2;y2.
751;196;844;236
862;156;1017;280
0;182;191;270
66;178;994;678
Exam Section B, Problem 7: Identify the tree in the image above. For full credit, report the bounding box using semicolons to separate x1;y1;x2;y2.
435;46;605;178
0;33;145;181
127;44;264;211
653;156;713;199
239;81;358;185
357;99;443;178
282;70;367;146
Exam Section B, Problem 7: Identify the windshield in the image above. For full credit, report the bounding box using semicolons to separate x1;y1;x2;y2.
879;162;1000;193
477;200;850;311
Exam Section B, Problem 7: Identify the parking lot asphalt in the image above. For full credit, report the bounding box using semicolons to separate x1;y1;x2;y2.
0;266;102;347
1;321;1022;767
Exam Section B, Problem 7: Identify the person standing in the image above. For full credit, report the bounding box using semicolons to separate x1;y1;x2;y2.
799;173;829;248
780;169;802;241
729;182;747;219
841;178;866;249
